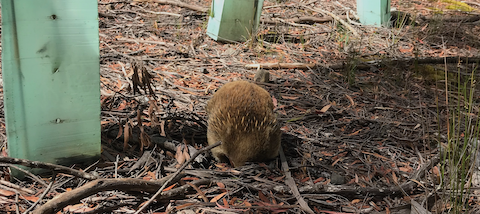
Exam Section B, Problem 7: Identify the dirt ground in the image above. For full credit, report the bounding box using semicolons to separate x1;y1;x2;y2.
1;0;480;213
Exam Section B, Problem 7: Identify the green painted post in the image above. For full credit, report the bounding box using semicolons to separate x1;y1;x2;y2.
357;0;391;27
207;0;264;42
1;0;101;174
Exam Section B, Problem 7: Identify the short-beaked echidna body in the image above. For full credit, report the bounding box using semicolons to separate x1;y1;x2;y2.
206;81;281;167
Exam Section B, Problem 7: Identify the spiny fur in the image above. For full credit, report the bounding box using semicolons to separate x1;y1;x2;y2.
206;81;281;167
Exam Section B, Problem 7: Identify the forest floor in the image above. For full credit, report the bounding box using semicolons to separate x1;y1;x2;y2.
1;0;480;213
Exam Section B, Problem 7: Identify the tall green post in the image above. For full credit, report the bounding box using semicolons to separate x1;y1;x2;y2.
207;0;265;42
357;0;391;27
1;0;101;174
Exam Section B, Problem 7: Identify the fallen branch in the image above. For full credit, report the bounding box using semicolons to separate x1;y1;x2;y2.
244;56;480;70
173;201;298;211
133;0;208;13
421;14;480;23
0;180;36;195
32;176;210;214
0;157;99;180
0;164;49;187
261;15;349;25
302;5;359;37
116;38;176;46
245;62;317;70
300;154;441;198
279;146;315;214
367;56;480;66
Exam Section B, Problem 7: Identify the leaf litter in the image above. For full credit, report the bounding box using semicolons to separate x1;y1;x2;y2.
0;0;480;213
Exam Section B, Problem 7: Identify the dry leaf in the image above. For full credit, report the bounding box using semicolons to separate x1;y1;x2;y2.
348;128;362;136
216;182;226;189
183;144;190;162
116;100;127;111
163;184;177;192
313;177;324;184
148;100;155;124
210;192;227;203
399;166;413;173
391;171;398;183
146;171;155;178
139;126;151;149
281;95;299;100
351;199;361;204
175;146;185;166
432;166;440;177
421;23;428;31
0;189;15;197
123;120;131;151
172;203;195;211
116;122;123;139
317;104;332;114
186;182;208;202
362;151;389;160
222;198;229;208
413;123;421;130
229;197;237;205
270;191;277;204
272;96;278;107
181;177;200;181
215;163;227;169
159;120;166;137
21;195;39;202
320;151;334;156
205;84;211;95
331;157;343;166
399;44;414;53
100;120;111;125
258;191;270;203
64;204;96;213
345;94;355;106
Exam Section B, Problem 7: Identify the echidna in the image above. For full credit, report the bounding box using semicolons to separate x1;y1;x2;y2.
206;81;281;167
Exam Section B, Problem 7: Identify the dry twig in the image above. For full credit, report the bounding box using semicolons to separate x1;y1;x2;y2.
23;178;55;214
133;0;208;13
279;146;315;214
245;62;317;70
0;157;99;180
261;15;349;25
